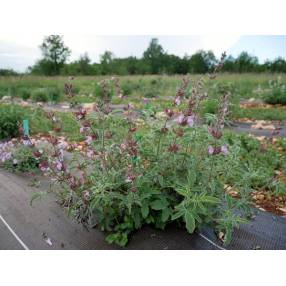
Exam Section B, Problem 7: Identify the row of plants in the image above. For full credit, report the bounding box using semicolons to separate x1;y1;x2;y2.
1;75;286;106
1;59;285;246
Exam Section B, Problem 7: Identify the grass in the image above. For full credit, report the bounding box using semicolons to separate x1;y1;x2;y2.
233;107;286;121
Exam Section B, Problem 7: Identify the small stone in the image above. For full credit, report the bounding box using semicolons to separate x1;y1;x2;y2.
1;95;11;101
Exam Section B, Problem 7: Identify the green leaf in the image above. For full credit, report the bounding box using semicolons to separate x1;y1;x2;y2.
161;208;171;222
30;191;47;206
185;210;196;233
175;187;189;197
105;233;118;244
151;199;166;210
141;202;149;219
187;170;196;188
203;196;220;204
171;209;184;220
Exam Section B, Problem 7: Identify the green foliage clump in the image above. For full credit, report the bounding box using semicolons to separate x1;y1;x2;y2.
120;81;133;96
31;88;49;102
47;86;61;102
264;78;286;105
18;87;31;100
94;80;114;100
0;104;24;139
11;145;40;172
30;87;61;102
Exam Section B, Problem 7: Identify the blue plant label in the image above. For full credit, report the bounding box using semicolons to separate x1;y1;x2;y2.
23;119;29;136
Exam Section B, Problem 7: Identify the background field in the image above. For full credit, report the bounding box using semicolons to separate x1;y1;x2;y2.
1;73;286;121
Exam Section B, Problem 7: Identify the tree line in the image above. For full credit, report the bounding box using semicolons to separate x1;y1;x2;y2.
1;35;286;76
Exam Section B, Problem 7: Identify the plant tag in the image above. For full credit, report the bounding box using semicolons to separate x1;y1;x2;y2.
23;119;29;136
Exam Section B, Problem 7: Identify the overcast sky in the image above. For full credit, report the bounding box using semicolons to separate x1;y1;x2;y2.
0;35;286;72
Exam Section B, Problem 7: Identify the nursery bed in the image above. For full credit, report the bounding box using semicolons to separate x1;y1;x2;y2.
0;169;285;250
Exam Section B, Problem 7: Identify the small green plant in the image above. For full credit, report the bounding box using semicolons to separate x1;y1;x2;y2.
121;81;133;96
31;88;49;102
47;86;61;102
18;87;31;100
202;99;218;115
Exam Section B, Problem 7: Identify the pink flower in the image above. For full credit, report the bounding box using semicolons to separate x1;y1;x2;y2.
176;114;185;124
39;161;49;172
165;108;174;118
174;97;181;106
187;115;194;127
221;145;228;155
55;161;63;171
143;98;150;104
86;150;95;159
85;136;93;145
75;108;87;120
208;146;214;155
208;128;222;139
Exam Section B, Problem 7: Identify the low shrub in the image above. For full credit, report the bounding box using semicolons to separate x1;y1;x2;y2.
0;104;24;139
94;80;114;100
18;87;31;100
32;72;269;247
31;88;49;102
47;86;61;102
0;141;44;173
121;81;133;96
263;79;286;105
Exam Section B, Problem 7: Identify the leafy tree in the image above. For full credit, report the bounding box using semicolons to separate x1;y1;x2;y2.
269;57;286;72
35;35;71;75
0;69;18;76
234;52;259;73
75;53;93;75
189;50;217;73
222;55;236;72
100;51;115;75
143;38;165;74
